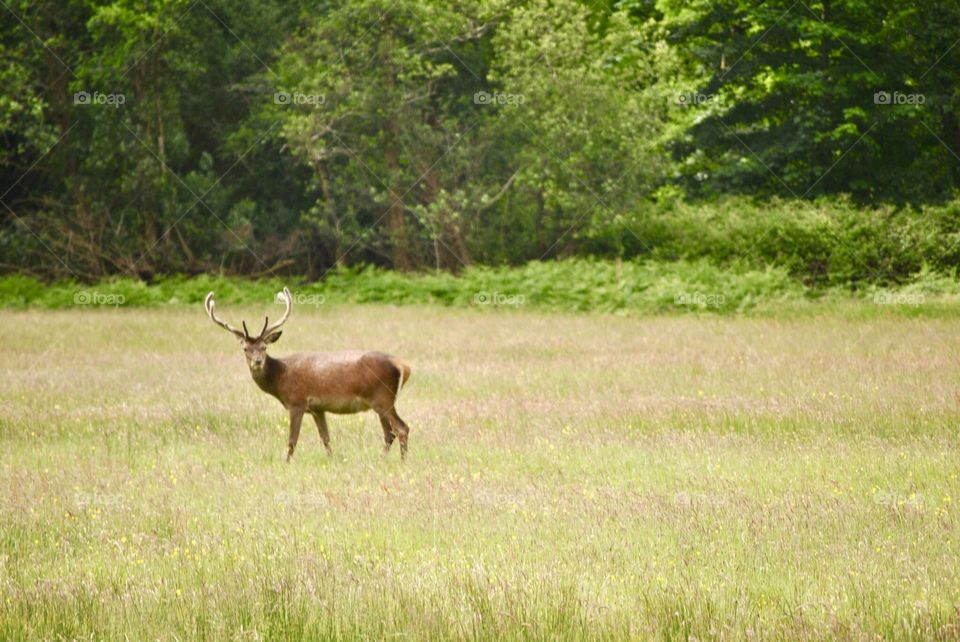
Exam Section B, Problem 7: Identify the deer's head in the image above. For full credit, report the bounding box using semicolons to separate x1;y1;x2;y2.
205;288;292;373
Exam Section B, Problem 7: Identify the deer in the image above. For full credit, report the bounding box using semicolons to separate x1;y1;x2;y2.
204;287;412;461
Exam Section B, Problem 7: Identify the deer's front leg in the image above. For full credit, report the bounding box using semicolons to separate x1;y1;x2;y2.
287;406;304;462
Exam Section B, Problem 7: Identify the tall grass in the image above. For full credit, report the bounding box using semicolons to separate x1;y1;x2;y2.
1;307;959;639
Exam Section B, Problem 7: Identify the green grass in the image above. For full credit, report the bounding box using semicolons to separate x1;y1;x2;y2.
1;305;959;639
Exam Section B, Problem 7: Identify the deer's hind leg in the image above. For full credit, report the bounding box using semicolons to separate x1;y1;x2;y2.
378;407;410;460
379;414;396;455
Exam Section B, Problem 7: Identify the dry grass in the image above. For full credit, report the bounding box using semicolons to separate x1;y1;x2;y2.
1;305;959;640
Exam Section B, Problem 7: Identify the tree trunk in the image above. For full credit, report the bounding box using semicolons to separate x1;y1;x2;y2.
421;164;471;269
384;141;411;270
318;165;343;268
535;185;546;256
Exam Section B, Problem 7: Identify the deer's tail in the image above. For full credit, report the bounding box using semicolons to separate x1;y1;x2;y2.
392;358;412;396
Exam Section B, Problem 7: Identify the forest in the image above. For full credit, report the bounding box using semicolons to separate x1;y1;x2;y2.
2;0;959;284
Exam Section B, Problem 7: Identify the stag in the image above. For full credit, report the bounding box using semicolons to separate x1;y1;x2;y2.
204;288;412;460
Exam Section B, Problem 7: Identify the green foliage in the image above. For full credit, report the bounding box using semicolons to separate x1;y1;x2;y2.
17;253;953;316
0;259;800;313
5;193;960;313
2;1;959;281
624;197;960;285
323;259;804;313
661;0;960;202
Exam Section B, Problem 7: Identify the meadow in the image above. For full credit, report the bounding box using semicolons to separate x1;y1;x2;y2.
1;303;959;640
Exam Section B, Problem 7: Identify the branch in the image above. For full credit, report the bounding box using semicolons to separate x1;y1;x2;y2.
477;167;523;212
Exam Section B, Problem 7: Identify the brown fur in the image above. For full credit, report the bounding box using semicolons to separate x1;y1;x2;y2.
205;289;412;460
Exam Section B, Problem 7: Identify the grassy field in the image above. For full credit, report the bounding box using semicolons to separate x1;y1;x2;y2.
1;304;959;640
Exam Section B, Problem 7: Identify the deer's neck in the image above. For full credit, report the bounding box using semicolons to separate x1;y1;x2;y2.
250;355;283;397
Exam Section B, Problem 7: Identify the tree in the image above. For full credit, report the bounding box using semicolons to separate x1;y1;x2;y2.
271;0;501;270
484;0;666;259
660;0;960;203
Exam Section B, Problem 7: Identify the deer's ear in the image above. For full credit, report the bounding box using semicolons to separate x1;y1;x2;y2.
263;331;282;344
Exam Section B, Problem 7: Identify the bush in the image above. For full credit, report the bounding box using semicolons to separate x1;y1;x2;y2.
3;256;958;315
0;259;801;314
619;196;960;286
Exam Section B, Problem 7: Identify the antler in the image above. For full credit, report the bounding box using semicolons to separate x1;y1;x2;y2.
259;287;292;338
204;292;247;339
204;288;291;341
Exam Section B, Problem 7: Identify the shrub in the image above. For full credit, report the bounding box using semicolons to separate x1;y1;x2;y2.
619;196;960;286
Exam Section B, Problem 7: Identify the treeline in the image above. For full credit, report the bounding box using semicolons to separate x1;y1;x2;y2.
2;0;959;280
